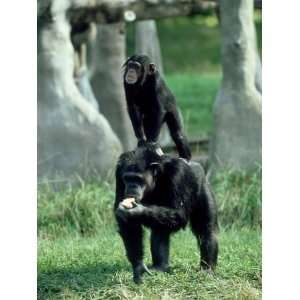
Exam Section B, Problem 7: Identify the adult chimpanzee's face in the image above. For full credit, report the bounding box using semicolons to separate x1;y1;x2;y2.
125;60;143;85
122;167;157;201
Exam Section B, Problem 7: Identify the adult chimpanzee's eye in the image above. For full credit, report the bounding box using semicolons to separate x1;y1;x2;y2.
123;172;145;184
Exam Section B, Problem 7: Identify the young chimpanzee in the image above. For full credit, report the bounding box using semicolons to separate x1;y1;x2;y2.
123;54;192;160
114;145;218;284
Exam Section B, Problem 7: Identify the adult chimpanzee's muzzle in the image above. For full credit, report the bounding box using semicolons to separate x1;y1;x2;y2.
124;184;144;202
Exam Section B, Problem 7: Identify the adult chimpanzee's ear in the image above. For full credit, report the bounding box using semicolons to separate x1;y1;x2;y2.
148;63;156;75
149;162;162;177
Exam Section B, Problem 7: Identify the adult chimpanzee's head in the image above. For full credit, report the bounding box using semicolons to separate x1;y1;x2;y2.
123;54;156;85
118;146;163;201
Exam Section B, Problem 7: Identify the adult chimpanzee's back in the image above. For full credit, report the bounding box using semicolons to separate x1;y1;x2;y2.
114;145;218;284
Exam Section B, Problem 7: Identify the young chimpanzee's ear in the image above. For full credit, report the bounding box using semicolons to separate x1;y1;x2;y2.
148;63;156;75
121;56;131;69
149;162;162;177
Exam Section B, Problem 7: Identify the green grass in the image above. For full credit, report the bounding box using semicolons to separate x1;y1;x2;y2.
38;168;261;239
166;73;221;138
38;228;261;300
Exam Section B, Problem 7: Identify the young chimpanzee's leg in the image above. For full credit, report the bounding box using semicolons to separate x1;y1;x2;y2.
150;229;171;272
115;216;151;284
165;111;192;160
143;113;163;143
190;184;218;271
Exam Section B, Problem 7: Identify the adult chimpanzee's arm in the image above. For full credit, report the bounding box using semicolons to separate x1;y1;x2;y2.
127;104;145;142
117;204;188;232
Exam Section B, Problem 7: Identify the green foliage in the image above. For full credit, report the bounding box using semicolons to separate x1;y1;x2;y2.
38;228;261;300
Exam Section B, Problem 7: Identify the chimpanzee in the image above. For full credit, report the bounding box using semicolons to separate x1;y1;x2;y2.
123;54;192;160
114;145;218;284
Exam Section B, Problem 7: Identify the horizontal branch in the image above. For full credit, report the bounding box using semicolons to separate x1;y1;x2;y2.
67;0;218;25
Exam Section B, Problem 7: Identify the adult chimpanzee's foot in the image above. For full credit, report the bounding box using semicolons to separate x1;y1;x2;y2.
133;263;152;284
149;264;171;273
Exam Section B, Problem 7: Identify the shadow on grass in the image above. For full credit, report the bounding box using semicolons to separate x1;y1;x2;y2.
38;261;129;300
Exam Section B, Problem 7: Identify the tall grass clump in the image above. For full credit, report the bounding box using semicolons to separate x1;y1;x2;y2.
38;181;115;238
213;166;262;229
38;167;261;238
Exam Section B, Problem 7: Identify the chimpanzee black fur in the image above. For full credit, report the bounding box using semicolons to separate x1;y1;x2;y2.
114;145;218;284
123;54;192;160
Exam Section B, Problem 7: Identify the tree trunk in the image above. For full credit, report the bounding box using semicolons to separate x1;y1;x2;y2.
210;0;262;170
38;3;122;186
91;23;135;151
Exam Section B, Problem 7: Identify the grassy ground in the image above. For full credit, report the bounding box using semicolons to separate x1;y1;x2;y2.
38;228;261;300
38;169;261;300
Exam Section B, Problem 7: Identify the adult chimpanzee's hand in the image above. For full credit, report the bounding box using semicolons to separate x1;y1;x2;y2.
116;203;146;220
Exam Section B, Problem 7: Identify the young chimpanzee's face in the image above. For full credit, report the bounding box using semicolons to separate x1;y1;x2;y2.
124;60;143;85
123;55;156;85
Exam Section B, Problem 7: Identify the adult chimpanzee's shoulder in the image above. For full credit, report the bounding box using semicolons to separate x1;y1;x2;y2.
161;157;206;186
161;157;194;181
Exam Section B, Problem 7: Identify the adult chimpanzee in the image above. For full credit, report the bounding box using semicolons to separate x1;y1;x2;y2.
123;54;192;160
114;145;218;284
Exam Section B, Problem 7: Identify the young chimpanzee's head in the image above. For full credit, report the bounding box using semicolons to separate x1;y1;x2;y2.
123;54;157;85
118;145;163;202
